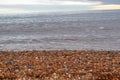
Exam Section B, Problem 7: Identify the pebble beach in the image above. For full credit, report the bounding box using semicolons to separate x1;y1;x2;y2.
0;50;120;80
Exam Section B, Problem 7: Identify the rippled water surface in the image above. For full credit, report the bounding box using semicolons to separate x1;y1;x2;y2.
0;10;120;50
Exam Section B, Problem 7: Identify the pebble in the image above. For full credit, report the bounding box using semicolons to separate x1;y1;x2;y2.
62;66;69;72
6;60;14;65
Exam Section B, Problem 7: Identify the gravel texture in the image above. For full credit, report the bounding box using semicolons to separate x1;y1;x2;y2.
0;50;120;80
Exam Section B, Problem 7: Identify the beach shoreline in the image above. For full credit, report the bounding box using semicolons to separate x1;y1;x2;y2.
0;50;120;80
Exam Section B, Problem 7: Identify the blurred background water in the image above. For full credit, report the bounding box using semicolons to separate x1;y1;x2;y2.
0;10;120;50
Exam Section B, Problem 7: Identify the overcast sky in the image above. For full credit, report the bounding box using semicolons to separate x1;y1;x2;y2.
0;0;120;14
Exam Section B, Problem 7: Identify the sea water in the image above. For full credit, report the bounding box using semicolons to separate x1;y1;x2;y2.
0;10;120;50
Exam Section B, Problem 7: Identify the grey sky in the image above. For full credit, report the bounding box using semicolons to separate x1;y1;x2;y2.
0;0;119;14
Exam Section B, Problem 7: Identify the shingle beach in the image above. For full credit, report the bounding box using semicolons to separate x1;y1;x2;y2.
0;50;120;80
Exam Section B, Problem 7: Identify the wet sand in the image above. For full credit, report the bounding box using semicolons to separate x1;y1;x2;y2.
0;50;120;80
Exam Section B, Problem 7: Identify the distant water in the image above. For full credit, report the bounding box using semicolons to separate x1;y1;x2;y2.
0;10;120;50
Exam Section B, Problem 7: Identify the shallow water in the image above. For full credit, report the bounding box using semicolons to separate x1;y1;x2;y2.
0;10;120;50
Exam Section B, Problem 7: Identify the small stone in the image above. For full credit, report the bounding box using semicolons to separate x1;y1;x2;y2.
62;66;69;72
76;57;81;61
89;69;93;72
106;57;111;60
6;60;14;65
0;62;3;66
15;69;19;72
35;57;39;60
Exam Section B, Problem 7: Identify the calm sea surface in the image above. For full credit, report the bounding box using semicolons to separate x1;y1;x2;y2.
0;10;120;50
